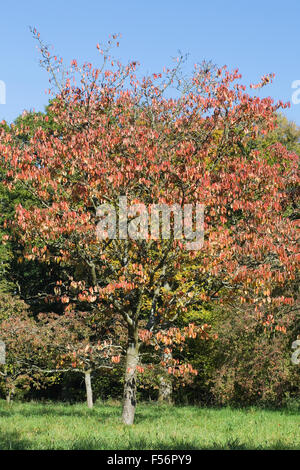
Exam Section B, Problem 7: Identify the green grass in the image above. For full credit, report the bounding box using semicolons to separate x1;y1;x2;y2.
0;400;299;450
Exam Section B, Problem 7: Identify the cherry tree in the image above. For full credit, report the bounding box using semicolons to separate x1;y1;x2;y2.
1;31;299;423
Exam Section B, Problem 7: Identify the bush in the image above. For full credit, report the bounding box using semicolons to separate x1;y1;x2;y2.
209;307;299;407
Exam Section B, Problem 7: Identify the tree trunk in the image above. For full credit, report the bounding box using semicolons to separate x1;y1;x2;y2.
158;375;173;404
5;378;14;404
158;349;173;404
6;391;11;404
84;370;93;409
122;326;139;425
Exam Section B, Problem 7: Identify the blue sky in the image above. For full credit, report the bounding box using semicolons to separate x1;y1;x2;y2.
0;0;299;124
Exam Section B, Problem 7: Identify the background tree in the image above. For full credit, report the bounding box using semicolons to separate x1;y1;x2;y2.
37;310;125;408
0;293;54;403
256;113;300;155
138;323;211;404
210;301;299;406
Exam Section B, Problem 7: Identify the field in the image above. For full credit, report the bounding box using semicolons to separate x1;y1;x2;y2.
0;400;299;450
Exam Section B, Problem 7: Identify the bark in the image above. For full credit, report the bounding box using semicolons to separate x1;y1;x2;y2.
6;386;14;404
158;349;173;404
84;370;93;409
5;376;14;404
122;326;140;425
158;375;173;404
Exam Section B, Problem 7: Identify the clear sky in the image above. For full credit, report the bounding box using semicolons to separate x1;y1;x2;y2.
0;0;299;124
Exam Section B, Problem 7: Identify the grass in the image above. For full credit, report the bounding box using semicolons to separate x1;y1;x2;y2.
0;400;299;450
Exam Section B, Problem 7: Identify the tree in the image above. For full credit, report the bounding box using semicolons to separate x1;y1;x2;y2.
0;110;66;312
210;301;299;406
0;293;53;402
256;113;300;155
1;31;299;423
138;323;211;403
37;311;124;408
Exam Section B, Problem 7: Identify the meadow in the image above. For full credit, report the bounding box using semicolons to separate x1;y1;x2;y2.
0;400;299;450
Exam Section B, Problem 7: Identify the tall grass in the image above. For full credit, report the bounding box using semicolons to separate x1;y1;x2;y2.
0;400;299;450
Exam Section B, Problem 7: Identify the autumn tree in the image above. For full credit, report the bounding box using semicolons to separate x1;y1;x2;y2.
37;310;124;408
0;293;53;402
256;113;300;155
138;323;211;403
210;300;299;406
1;31;299;423
0;110;67;314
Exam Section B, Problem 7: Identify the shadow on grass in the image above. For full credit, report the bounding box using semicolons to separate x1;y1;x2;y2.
0;402;298;450
2;402;297;422
0;402;186;422
64;437;300;451
0;404;121;420
0;430;32;450
0;431;298;450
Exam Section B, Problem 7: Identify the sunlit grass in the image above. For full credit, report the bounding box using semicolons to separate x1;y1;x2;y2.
0;400;299;450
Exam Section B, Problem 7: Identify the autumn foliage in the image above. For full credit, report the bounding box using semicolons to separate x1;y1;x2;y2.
1;32;299;422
